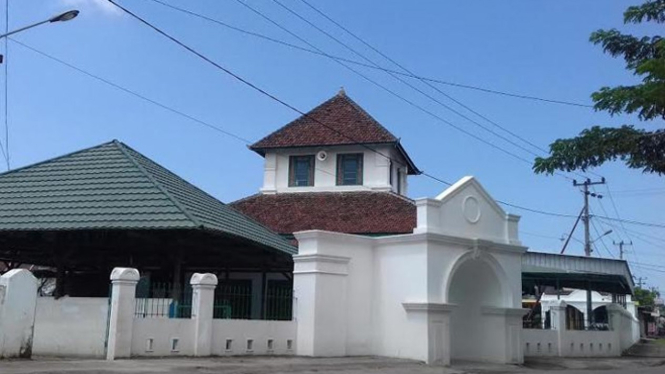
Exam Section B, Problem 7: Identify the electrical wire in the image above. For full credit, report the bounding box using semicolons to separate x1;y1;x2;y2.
590;209;615;259
142;0;593;109
11;39;253;144
0;4;649;263
108;0;665;230
232;0;544;169
295;0;552;157
0;0;8;170
272;0;546;158
272;0;606;183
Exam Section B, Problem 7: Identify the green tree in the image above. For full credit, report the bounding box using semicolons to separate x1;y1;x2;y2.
634;286;660;306
534;0;665;175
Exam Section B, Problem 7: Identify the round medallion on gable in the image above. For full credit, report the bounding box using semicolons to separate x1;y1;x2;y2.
463;196;481;224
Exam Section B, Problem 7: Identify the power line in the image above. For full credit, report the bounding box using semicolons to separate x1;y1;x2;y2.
610;187;665;194
11;39;253;144
232;0;550;170
590;210;615;259
107;0;662;231
595;215;665;229
145;0;591;183
142;0;593;109
273;0;547;157
267;0;591;184
108;0;414;173
294;0;552;157
13;34;580;226
1;0;8;170
520;230;565;241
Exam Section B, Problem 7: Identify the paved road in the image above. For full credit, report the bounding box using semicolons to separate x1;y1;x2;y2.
0;356;663;374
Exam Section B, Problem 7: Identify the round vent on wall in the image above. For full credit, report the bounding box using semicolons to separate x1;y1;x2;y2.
317;151;328;162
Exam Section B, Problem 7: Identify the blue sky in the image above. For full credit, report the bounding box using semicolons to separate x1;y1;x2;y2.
4;0;664;292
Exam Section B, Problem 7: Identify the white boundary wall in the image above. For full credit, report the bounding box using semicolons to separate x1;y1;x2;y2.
32;297;109;357
130;319;296;357
522;301;638;358
107;269;296;360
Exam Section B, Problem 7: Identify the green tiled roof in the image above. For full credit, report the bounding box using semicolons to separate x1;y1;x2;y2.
0;140;296;255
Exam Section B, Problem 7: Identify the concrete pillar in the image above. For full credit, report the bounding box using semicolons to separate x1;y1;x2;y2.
414;198;444;234
293;253;350;356
550;300;567;331
106;267;139;360
403;302;455;365
0;269;38;358
190;273;217;356
549;300;567;357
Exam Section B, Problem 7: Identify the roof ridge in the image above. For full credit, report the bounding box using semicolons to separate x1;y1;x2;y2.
113;141;203;228
0;140;119;178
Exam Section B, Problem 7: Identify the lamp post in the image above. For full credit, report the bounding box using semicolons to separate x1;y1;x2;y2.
591;230;613;244
0;10;79;39
0;10;79;63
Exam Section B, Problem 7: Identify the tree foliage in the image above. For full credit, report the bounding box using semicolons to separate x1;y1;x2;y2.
534;0;665;175
634;286;660;307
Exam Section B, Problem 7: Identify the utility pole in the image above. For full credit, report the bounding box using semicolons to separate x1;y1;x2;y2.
572;177;606;329
613;240;633;260
635;276;647;288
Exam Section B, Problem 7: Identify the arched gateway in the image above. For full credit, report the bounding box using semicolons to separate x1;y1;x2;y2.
293;176;527;365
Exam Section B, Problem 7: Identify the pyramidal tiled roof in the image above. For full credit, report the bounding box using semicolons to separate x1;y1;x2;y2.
250;91;420;174
251;91;399;150
0;140;295;255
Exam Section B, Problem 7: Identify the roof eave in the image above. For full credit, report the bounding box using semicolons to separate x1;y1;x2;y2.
395;141;420;175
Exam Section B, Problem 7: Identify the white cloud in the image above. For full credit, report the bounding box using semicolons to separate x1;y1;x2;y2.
59;0;122;16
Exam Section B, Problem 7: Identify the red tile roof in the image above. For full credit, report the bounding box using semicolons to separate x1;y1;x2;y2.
230;191;416;236
251;91;398;151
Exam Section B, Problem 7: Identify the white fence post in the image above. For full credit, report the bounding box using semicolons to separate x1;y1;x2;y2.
550;300;567;356
0;269;38;358
191;273;217;356
106;267;139;360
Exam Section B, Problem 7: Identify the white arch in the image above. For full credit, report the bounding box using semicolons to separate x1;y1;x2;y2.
443;250;513;307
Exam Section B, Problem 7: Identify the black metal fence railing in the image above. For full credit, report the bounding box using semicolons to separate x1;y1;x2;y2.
212;282;293;321
133;280;294;320
134;282;192;319
213;283;252;320
265;284;293;321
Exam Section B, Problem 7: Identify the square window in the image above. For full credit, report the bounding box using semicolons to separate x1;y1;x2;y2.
337;153;363;186
289;155;315;187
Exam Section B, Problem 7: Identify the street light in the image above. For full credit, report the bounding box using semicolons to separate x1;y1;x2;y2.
0;10;79;63
50;10;79;23
0;10;79;39
591;229;613;244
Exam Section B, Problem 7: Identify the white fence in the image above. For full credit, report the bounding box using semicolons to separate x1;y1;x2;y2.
522;301;639;358
108;268;296;359
33;297;109;357
131;319;295;357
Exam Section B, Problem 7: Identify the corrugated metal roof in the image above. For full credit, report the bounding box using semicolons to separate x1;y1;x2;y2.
0;140;296;255
523;251;634;294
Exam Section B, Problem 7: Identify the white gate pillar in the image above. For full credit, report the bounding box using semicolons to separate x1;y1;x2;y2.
293;251;350;357
191;273;217;356
106;267;139;360
549;300;567;356
0;269;38;358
